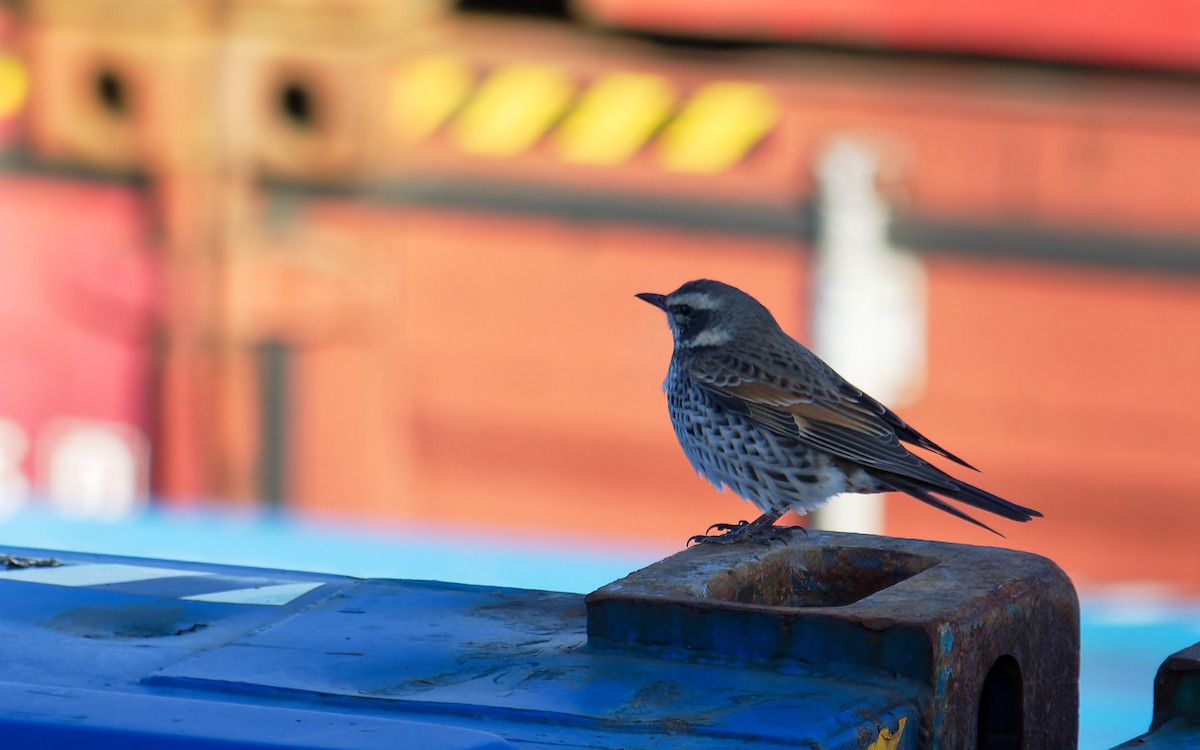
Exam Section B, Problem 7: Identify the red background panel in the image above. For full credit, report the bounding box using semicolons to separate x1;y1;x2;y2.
892;255;1200;589
0;175;160;481
580;0;1200;71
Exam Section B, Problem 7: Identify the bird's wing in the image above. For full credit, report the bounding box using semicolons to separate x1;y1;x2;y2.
684;346;1042;529
685;347;971;483
830;382;978;470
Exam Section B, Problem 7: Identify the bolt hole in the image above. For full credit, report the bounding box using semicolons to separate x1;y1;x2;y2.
978;654;1023;750
94;68;129;117
278;80;316;130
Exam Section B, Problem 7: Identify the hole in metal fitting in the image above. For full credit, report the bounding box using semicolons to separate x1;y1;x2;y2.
278;80;317;130
706;547;938;608
978;654;1023;750
94;68;129;117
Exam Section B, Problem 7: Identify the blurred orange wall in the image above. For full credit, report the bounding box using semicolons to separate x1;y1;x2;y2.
269;203;810;540
5;3;1200;592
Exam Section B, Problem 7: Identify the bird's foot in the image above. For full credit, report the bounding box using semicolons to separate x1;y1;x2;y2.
687;519;753;545
688;514;798;546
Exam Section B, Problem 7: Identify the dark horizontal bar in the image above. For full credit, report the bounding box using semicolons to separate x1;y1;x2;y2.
265;177;814;239
4;146;1197;274
270;176;1200;274
0;148;149;188
893;215;1200;273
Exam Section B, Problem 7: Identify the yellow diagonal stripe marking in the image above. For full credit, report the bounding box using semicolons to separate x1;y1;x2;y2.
0;54;29;119
391;56;473;141
452;64;573;157
658;81;778;174
556;72;674;166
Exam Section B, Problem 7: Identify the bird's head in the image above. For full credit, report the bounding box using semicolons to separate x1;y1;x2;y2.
636;279;779;349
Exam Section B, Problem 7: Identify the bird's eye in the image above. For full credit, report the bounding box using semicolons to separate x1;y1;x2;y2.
672;304;694;317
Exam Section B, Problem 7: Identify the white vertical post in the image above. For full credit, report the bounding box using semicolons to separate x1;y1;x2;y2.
809;138;926;534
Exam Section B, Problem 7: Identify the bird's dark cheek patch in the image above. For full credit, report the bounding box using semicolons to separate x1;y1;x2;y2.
678;310;713;343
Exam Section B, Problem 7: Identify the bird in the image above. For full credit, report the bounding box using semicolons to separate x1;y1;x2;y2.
636;279;1041;544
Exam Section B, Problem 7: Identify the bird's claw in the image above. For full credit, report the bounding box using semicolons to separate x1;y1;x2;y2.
704;520;750;534
687;519;800;546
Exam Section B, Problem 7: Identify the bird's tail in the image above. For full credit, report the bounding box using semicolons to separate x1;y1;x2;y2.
878;472;1042;537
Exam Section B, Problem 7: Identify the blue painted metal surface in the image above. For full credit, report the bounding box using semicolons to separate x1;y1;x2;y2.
0;506;1190;746
0;504;666;593
0;545;921;749
1112;641;1200;749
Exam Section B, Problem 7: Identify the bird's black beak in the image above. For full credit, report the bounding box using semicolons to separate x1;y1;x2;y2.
636;292;668;310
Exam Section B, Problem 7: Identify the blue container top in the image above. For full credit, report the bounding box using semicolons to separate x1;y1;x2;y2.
0;546;917;749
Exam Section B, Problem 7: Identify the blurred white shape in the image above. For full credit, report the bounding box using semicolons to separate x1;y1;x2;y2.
1083;583;1200;627
0;418;31;519
809;137;926;534
40;420;147;522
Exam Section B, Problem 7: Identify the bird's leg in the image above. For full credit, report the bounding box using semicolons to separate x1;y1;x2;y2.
688;512;792;545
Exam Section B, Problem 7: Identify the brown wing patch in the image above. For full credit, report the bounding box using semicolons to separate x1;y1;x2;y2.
724;381;887;437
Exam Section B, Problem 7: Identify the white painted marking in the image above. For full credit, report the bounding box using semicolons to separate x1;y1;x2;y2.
182;582;323;606
0;562;210;587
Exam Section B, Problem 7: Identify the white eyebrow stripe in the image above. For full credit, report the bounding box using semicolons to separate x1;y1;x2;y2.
667;292;718;310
